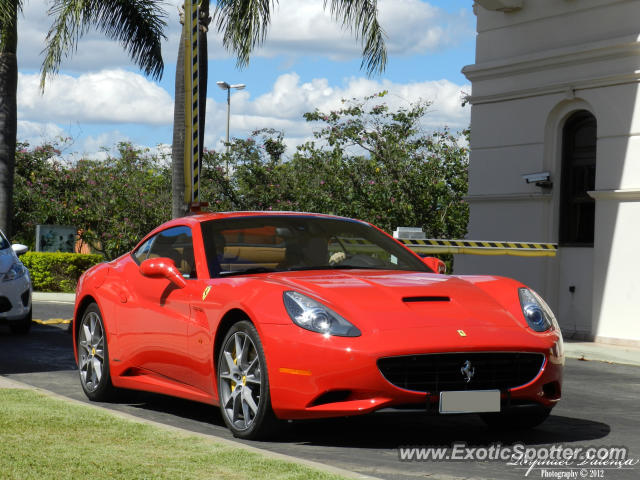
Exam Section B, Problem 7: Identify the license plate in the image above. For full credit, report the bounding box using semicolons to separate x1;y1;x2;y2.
439;390;501;414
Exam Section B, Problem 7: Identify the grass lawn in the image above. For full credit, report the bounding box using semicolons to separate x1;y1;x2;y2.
0;389;347;480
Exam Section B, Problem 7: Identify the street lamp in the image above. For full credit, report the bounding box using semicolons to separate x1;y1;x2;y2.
216;81;246;152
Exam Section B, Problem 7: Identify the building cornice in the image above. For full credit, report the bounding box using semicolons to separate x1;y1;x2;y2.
467;72;640;105
588;189;640;201
474;0;523;13
463;35;640;104
463;34;640;82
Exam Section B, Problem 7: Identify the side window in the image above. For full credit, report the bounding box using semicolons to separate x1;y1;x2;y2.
133;237;155;263
146;226;197;279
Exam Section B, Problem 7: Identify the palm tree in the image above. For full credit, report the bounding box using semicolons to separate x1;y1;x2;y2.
172;0;387;218
0;0;167;236
0;0;21;236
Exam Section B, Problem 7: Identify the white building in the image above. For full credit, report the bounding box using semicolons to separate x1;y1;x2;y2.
457;0;640;345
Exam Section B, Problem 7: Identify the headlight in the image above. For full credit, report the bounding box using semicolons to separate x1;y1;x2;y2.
518;288;558;332
2;261;27;282
283;291;360;337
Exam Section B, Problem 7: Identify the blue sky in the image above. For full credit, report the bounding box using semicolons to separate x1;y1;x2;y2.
16;0;476;158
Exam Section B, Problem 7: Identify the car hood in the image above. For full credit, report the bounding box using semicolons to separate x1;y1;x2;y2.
267;270;526;332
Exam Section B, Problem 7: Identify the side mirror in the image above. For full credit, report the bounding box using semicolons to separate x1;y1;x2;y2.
422;256;446;274
11;244;28;256
139;257;187;289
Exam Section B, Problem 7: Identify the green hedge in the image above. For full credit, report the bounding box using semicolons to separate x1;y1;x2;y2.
21;252;104;293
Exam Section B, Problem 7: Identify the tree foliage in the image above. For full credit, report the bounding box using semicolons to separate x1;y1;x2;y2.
13;94;469;262
13;141;170;259
201;93;469;240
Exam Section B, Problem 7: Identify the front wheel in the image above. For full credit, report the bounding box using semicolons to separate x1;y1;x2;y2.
217;320;279;439
77;303;116;401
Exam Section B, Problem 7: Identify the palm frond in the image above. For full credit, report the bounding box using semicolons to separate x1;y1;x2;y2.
0;0;22;26
213;0;276;69
40;0;167;90
324;0;387;76
213;0;386;76
0;0;23;50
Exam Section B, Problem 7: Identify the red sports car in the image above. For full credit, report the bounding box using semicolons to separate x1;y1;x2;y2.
73;212;563;439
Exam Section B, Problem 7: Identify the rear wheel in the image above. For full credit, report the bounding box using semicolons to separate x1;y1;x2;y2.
9;307;32;335
480;406;551;430
217;320;279;439
77;303;116;401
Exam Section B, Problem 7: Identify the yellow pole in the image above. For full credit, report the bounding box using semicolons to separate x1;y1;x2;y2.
183;0;199;204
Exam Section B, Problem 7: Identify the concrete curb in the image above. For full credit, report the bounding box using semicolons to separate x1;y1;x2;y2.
33;291;75;304
563;341;640;367
0;375;380;480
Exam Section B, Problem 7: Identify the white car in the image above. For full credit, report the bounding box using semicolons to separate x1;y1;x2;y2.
0;229;32;334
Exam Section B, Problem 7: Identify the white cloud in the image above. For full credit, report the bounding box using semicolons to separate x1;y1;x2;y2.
18;69;174;125
18;0;472;72
17;120;66;146
246;0;473;61
18;71;469;157
204;72;470;152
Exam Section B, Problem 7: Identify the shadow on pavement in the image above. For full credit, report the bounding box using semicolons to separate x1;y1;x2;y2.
0;324;76;374
277;411;610;448
97;389;610;449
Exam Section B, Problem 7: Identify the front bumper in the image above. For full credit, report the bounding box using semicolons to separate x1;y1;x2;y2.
260;324;563;420
0;273;32;321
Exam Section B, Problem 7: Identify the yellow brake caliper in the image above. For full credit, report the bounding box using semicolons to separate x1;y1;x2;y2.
231;346;237;392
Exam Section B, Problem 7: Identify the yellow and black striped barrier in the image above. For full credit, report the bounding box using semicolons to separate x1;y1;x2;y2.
183;0;200;204
33;318;72;325
399;239;557;257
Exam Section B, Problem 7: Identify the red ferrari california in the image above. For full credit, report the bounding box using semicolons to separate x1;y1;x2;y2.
73;212;563;439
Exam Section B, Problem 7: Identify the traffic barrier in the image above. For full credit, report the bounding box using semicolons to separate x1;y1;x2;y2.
399;239;557;257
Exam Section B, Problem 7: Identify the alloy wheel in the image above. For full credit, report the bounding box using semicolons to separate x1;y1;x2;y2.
219;331;263;431
78;311;105;392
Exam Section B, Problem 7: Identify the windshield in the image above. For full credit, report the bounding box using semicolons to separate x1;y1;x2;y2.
200;215;430;277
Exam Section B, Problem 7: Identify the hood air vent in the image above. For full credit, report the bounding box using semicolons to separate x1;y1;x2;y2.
402;296;450;303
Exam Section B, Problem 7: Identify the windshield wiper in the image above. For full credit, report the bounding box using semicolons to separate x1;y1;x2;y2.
219;267;277;277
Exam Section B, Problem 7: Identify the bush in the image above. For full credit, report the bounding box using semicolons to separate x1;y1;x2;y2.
12;141;171;260
21;252;104;292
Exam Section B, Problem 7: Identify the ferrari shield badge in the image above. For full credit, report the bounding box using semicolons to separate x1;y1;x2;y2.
202;285;212;301
457;329;467;337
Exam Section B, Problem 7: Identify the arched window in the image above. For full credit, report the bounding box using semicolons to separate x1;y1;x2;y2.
560;110;597;246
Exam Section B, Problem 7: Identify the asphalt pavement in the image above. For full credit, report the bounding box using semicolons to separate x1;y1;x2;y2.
1;294;638;480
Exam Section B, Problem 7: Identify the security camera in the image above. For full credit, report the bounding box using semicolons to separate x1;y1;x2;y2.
522;172;552;188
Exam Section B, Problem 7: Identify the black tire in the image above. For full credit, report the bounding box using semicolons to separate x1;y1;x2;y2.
9;307;32;335
480;406;552;430
77;303;117;401
217;320;280;439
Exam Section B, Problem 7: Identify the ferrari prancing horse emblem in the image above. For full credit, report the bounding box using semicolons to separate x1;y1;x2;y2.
461;360;475;383
202;286;212;301
457;329;467;337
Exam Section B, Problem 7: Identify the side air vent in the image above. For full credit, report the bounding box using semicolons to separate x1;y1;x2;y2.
402;296;450;303
309;390;351;406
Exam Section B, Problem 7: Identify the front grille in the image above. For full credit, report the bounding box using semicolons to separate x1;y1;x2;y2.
0;296;12;313
378;352;545;393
